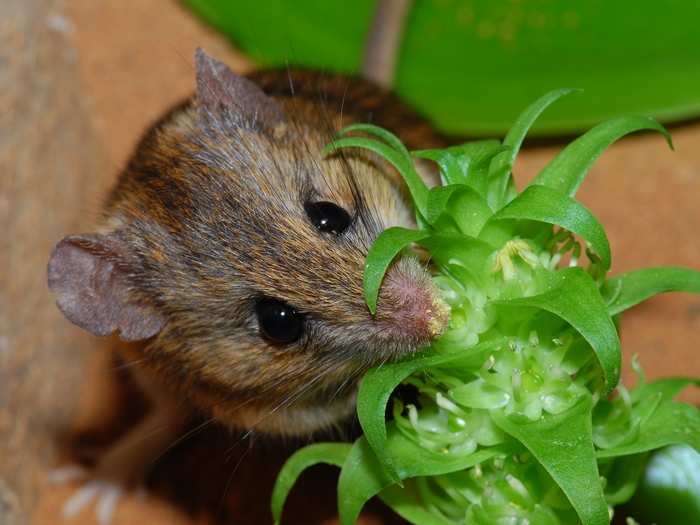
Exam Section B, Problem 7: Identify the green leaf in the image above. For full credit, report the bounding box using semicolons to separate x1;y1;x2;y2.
532;116;672;196
488;88;578;209
338;429;509;525
271;443;351;525
339;123;411;157
603;267;700;316
357;339;507;480
494;267;621;392
363;227;428;315
492;396;610;525
626;445;700;525
597;401;700;459
490;184;611;269
185;1;700;136
324;136;428;219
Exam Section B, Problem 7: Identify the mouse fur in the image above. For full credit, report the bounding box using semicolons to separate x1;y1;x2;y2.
48;49;449;437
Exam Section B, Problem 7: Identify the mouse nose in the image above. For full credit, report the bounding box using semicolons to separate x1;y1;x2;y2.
374;258;450;348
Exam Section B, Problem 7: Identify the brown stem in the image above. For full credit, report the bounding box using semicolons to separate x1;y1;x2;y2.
362;0;413;89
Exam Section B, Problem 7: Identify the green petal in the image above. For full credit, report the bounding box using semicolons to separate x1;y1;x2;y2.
490;184;611;269
603;267;700;316
362;227;428;314
532;116;672;196
271;443;351;525
492;396;609;525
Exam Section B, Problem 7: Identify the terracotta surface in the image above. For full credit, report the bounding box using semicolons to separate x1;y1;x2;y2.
28;1;700;524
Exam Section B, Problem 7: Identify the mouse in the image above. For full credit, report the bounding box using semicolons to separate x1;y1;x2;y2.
46;48;449;522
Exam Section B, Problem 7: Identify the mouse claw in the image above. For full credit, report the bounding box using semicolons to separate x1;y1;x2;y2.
60;479;125;525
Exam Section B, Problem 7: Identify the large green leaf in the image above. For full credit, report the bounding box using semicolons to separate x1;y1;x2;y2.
271;443;351;525
603;267;700;316
494;267;621;392
490;184;611;269
532;116;672;196
492;396;609;525
184;1;700;136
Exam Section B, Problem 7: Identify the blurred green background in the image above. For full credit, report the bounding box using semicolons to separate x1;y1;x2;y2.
183;0;700;137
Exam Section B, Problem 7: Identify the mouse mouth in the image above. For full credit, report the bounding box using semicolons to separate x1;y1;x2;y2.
370;257;450;356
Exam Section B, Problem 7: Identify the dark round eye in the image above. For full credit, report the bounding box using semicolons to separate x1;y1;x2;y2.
305;201;352;235
255;298;304;345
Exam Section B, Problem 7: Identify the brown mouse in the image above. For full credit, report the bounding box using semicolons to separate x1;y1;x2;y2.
45;49;449;521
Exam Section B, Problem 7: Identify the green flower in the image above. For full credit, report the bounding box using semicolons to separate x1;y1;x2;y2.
272;92;700;525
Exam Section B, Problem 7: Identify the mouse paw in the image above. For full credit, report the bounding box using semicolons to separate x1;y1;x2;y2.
49;464;145;525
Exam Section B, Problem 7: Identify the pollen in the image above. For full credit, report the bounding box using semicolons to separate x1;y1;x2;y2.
492;238;539;279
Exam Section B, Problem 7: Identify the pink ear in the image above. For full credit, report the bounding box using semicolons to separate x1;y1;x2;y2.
47;234;165;341
195;48;284;129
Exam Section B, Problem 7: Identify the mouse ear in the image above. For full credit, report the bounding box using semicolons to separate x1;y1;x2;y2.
195;48;284;130
47;234;166;342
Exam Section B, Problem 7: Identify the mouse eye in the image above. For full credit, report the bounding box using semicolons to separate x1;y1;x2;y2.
255;298;304;345
305;201;352;235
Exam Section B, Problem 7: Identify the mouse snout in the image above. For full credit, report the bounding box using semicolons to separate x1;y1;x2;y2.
374;258;450;349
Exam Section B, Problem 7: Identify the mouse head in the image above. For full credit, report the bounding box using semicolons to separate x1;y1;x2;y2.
48;50;448;436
